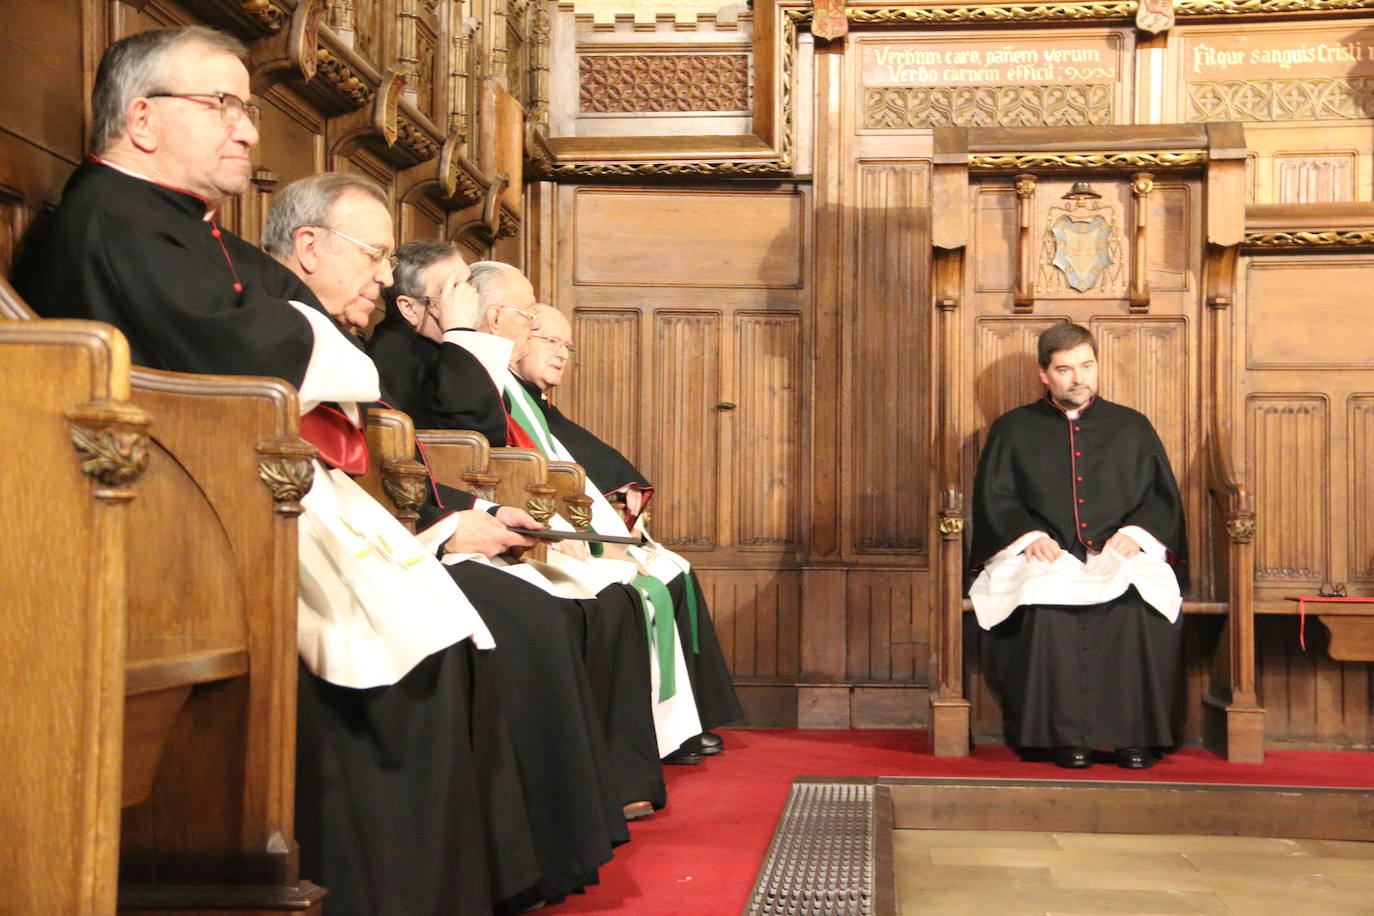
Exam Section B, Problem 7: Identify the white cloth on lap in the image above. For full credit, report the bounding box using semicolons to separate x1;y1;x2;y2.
297;466;493;689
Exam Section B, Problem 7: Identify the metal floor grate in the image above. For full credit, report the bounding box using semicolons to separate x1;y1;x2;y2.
743;778;892;916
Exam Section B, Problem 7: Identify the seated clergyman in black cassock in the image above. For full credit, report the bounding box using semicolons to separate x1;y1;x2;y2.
968;322;1186;770
14;25;625;914
508;304;745;762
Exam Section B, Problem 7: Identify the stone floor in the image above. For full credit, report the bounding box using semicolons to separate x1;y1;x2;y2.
894;829;1374;915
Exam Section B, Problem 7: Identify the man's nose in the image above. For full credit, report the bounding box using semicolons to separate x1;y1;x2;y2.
376;260;395;286
232;114;260;147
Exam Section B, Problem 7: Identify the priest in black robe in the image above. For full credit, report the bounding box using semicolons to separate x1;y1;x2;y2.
14;26;622;915
969;322;1186;770
511;305;744;758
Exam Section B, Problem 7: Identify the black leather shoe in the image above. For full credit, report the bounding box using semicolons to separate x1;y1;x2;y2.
1054;746;1092;768
700;731;724;755
662;747;703;765
1115;747;1153;769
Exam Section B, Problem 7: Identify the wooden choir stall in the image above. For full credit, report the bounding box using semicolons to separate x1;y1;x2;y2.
6;0;1374;910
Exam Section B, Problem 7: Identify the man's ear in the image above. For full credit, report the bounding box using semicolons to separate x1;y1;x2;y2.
124;99;159;153
395;295;421;325
1037;366;1050;387
294;226;322;274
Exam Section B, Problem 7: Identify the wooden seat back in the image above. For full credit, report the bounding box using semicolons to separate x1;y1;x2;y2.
0;278;321;911
0;319;145;915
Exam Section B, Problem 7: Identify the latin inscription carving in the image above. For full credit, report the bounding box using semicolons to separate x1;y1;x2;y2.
865;40;1117;85
579;54;751;113
865;84;1112;128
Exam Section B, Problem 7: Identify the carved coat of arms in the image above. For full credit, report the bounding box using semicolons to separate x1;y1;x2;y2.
1037;182;1125;296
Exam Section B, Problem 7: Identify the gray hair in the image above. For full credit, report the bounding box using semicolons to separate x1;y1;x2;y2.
383;239;460;311
467;261;521;330
262;172;390;258
91;26;247;155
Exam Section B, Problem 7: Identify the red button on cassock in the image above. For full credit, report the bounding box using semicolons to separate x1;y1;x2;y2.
1078;498;1085;504
1075;451;1082;457
1086;540;1094;546
1076;476;1084;481
1080;522;1088;528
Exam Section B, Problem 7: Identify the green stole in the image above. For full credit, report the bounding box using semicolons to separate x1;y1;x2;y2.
506;377;679;698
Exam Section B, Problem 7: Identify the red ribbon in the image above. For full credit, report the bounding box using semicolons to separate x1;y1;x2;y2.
299;405;370;476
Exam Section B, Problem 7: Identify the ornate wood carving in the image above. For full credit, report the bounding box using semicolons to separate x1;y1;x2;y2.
315;45;377;107
1136;0;1175;33
1189;78;1374;123
864;84;1113;129
1243;228;1374;249
735;313;801;550
969;151;1206;170
579;54;751;113
974;318;1067;426
565;496;594;531
438;135;486;208
525;489;557;524
381;459;429;519
240;0;289;30
1013;173;1036;310
1248;395;1327;582
66;402;151;491
846;2;1137;24
257;434;317;515
1227;517;1258;543
811;0;849;40
1129;171;1153;310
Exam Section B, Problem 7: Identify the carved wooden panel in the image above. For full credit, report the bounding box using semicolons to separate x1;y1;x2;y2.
1032;178;1129;300
400;189;445;239
693;568;801;680
1275;152;1356;203
974;187;1016;293
1147;183;1190;291
1351;396;1374;584
851;164;928;554
734;312;801;550
1248;394;1328;584
972;317;1068;430
864;84;1113;129
572;188;803;288
1090;317;1188;473
1246;260;1374;369
1257;617;1374;746
1189;78;1374;122
579;54;751;113
845;570;931;682
565;308;641;465
649;312;720;548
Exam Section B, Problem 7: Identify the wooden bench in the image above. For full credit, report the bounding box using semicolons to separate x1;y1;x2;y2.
1;279;322;914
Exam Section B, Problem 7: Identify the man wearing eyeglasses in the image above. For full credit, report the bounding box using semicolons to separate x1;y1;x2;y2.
367;239;511;445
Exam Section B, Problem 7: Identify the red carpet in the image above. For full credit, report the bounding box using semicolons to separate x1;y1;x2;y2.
551;729;1374;915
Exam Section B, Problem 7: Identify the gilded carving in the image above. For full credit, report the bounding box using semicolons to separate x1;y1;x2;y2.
494;208;520;239
567;501;593;531
69;423;149;488
549;160;794;179
846;3;1137;24
315;47;376;107
812;0;849;40
240;0;287;30
969;151;1206;170
258;455;316;503
439;136;485;208
1176;0;1374;13
580;54;751;113
1244;229;1374;249
1015;173;1037;199
1227;517;1257;544
864;84;1113;129
396;118;441;161
526;495;556;524
938;514;965;537
1188;78;1374;122
375;64;412;146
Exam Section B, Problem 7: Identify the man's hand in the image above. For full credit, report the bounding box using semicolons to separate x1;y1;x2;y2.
1023;536;1063;563
443;509;537;558
493;504;542;532
1104;531;1142;558
436;269;480;331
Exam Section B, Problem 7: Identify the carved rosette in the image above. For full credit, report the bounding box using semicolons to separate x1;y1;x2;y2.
1015;173;1037;199
970;151;1206;170
937;512;965;539
66;401;151;492
1227;516;1257;544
